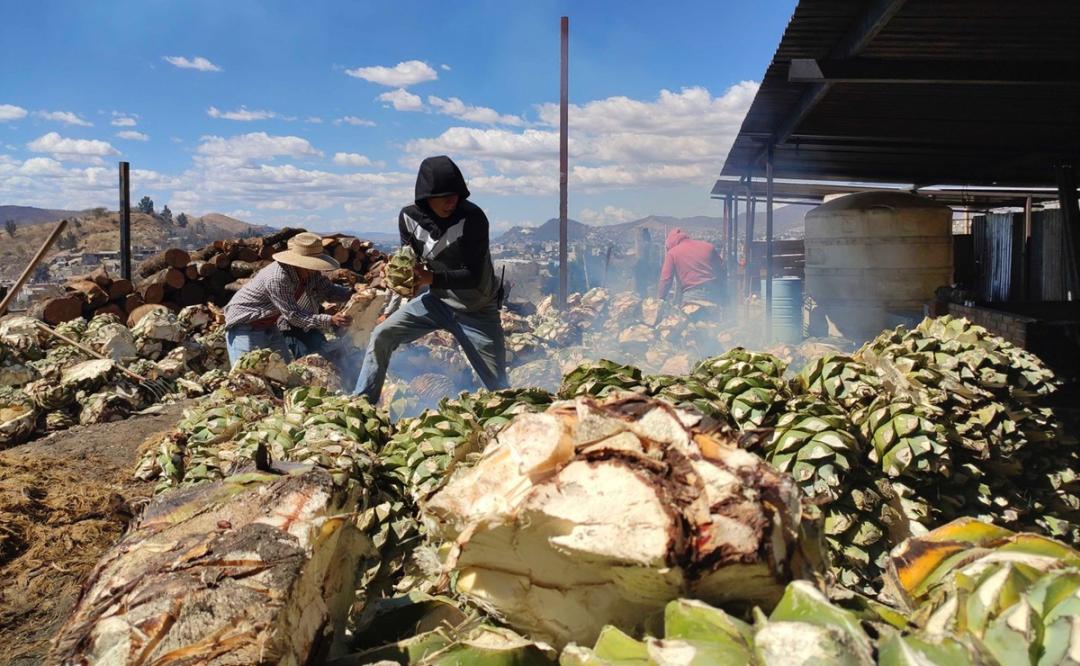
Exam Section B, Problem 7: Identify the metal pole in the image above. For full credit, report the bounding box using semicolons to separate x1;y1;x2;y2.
558;16;569;309
1021;195;1032;300
765;144;775;342
722;194;731;264
1055;163;1080;300
119;161;131;281
731;193;739;276
745;184;756;300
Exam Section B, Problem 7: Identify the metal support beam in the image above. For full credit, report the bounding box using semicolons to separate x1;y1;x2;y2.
558;16;569;309
731;193;739;277
789;58;1080;86
119;161;131;281
751;0;907;167
722;194;731;268
744;186;756;302
765;145;775;342
1056;163;1080;299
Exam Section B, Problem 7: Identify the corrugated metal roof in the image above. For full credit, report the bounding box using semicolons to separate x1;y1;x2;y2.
721;0;1080;186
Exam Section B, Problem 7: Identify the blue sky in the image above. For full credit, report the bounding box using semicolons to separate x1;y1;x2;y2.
0;1;795;233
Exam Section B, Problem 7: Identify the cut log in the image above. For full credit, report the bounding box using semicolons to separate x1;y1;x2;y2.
30;295;83;325
49;468;368;665
236;247;260;263
332;245;350;264
92;303;125;320
213;253;232;270
262;226;304;247
123;292;144;315
424;395;818;649
229;260;259;279
351;255;366;272
328;269;358;286
88;266;112;289
189;245;221;262
136;248;190;278
67;280;109;309
185;264;199;281
128;304;169;328
107;278;133;300
178;281;206;307
192;260;217;277
136;282;164;305
144;267;186;291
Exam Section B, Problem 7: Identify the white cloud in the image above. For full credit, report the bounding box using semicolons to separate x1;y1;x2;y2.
333;152;374;167
405;127;559;161
345;60;437;87
195;132;322;167
36;110;93;127
335;116;376;127
440;64;451;71
163;55;222;72
207;106;278;121
579;206;639;225
116;130;149;141
111;116;137;127
306;116;324;124
537;83;757;137
427;96;525;126
404;82;758;196
377;89;424;112
0;105;28;122
27;132;118;162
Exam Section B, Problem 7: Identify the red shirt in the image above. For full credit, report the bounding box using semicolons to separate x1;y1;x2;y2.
658;229;722;299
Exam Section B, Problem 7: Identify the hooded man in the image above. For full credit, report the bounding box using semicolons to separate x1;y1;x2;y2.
223;231;352;364
353;156;507;402
657;228;725;303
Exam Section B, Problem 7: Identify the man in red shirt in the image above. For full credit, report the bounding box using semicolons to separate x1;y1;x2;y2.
657;228;725;303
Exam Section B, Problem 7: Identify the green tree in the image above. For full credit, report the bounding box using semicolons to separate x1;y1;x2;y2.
176;212;188;228
161;205;173;223
194;220;207;236
4;220;15;237
137;196;154;214
90;206;107;218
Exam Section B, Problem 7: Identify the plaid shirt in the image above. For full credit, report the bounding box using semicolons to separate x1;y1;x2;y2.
223;261;352;331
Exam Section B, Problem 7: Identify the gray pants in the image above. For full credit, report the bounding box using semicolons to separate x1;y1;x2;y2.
352;292;508;402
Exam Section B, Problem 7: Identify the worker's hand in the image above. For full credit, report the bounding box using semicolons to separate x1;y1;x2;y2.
414;266;434;287
330;312;352;328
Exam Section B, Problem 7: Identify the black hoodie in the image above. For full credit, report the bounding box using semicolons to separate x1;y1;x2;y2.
398;156;498;311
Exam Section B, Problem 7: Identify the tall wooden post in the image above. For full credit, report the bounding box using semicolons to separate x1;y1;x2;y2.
558;16;569;309
119;161;131;281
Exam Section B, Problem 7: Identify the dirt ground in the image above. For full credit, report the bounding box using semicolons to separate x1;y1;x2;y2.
0;401;190;665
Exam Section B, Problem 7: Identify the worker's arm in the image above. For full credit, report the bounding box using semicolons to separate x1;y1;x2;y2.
657;251;675;300
431;207;490;290
312;274;353;303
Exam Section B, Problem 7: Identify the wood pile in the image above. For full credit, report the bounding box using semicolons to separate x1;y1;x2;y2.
31;228;389;325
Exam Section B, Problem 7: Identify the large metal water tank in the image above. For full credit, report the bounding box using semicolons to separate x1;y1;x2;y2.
804;191;952;341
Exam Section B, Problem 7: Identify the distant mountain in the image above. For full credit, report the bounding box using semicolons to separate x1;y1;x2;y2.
495;218;589;245
0;205;84;227
496;206;809;249
332;230;402;246
0;206;272;281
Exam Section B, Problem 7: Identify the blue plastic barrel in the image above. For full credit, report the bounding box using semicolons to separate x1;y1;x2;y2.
762;277;803;344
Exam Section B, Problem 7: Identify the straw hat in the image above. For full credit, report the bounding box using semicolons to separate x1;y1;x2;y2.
272;232;340;271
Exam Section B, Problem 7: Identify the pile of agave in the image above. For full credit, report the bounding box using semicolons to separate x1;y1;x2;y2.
0;307;232;446
86;312;1078;664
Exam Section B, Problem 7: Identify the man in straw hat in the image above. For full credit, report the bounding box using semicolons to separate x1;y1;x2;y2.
223;231;353;364
353;155;508;402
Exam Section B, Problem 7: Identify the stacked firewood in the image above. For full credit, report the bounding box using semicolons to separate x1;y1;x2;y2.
31;228;389;326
